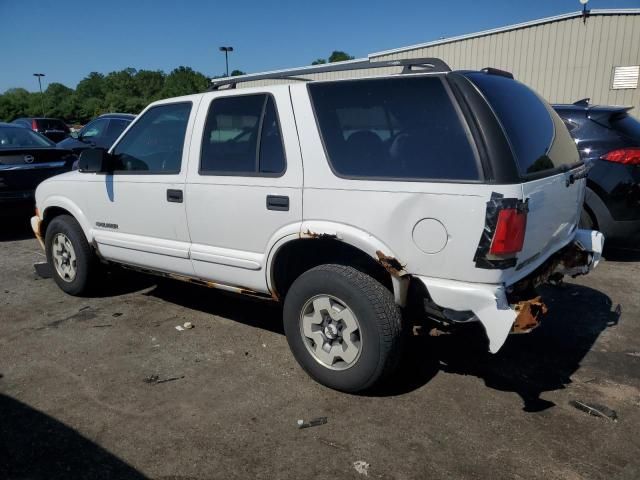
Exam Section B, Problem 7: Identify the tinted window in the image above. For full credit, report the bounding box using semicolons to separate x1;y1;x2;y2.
0;126;55;148
112;102;191;173
466;73;572;176
82;118;109;138
200;94;285;175
612;114;640;141
309;76;479;180
105;119;131;142
37;119;69;132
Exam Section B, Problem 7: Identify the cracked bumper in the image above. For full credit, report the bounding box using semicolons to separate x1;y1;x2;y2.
417;229;604;354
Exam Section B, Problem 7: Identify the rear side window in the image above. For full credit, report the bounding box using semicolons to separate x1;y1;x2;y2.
111;102;191;173
200;94;286;176
612;114;640;141
466;73;577;176
308;76;480;181
105;119;130;142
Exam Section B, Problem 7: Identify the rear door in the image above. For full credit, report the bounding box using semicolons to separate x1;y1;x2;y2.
465;73;584;270
184;86;303;293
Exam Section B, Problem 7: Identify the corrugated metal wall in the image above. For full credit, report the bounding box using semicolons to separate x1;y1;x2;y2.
238;12;640;117
371;13;640;114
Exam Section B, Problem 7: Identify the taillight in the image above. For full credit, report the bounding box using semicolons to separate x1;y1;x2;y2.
490;208;527;255
601;148;640;165
31;119;38;131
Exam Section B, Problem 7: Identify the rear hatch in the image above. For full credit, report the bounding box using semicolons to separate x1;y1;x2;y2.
465;72;585;278
35;118;70;142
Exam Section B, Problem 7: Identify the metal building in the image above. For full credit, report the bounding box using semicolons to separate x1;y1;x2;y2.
229;9;640;116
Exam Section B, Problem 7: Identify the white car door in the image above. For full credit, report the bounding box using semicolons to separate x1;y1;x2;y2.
82;99;199;276
185;86;303;293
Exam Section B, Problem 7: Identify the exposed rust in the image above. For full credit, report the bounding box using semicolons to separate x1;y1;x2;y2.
32;216;45;250
511;296;548;334
375;250;406;277
300;229;338;240
122;266;275;301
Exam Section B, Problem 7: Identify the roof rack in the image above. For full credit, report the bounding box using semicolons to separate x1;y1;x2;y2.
481;67;514;79
208;57;451;91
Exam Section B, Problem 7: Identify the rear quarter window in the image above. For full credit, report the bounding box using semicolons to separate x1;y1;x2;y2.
308;76;480;181
466;73;579;177
612;114;640;142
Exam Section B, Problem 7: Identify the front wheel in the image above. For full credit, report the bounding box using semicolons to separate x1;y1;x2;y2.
283;264;404;393
45;215;96;296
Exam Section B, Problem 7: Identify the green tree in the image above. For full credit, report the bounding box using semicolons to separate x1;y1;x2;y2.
230;70;246;76
134;70;165;102
311;58;327;65
328;51;355;63
160;66;209;98
76;72;105;99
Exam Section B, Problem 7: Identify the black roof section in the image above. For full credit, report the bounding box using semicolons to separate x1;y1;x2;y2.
209;57;452;91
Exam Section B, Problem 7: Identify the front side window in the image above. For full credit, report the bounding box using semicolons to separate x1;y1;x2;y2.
308;76;479;181
111;103;191;173
81;118;109;139
200;94;286;175
105;119;131;142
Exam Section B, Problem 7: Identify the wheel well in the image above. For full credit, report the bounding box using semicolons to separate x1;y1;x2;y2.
271;239;393;299
583;203;599;230
41;207;73;236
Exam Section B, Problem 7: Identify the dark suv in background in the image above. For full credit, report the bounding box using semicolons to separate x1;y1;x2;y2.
57;113;135;154
11;117;70;142
554;100;640;243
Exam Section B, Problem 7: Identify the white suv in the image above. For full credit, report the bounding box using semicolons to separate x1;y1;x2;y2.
31;59;604;392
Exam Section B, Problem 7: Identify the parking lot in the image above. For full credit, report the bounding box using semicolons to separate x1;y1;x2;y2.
1;218;639;480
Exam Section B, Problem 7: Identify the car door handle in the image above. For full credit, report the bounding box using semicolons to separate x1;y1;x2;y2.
167;189;183;203
266;195;289;211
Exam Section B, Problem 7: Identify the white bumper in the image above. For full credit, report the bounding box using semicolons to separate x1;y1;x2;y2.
417;229;604;354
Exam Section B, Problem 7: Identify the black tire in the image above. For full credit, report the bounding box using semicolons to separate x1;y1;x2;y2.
579;207;596;230
283;264;403;393
45;215;96;296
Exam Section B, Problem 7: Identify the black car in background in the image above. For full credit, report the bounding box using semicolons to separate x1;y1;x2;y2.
553;100;640;242
57;113;135;154
0;123;75;215
11;117;70;142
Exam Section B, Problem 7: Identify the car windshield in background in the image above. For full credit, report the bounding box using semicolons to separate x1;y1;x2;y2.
0;126;56;148
38;119;69;131
612;114;640;141
308;76;480;181
465;72;576;177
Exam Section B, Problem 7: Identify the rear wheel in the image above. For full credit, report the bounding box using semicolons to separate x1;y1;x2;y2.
283;264;403;393
579;207;596;230
45;215;96;295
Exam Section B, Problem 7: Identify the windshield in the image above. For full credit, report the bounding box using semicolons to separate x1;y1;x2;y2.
0;126;56;148
37;119;69;132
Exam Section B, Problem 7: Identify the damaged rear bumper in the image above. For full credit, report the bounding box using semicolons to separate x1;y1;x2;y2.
417;229;604;354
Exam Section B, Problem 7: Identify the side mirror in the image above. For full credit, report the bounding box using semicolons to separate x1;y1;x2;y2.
70;131;79;139
78;148;111;173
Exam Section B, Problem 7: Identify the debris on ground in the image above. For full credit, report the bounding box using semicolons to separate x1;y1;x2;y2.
626;352;640;358
175;325;184;331
183;322;194;329
317;438;347;451
569;400;618;422
297;417;328;429
143;374;184;385
112;312;123;318
92;324;113;328
353;460;370;476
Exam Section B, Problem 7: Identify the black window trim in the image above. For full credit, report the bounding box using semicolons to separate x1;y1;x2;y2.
197;92;287;178
306;74;485;184
109;101;193;176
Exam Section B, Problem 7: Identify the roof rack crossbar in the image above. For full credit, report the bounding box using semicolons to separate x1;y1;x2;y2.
208;57;451;91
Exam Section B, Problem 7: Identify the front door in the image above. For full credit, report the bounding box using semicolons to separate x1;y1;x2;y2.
185;87;303;293
83;101;199;276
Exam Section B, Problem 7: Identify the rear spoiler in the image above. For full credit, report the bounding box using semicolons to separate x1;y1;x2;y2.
588;105;634;128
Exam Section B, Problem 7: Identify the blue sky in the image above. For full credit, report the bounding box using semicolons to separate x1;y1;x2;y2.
1;0;638;92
